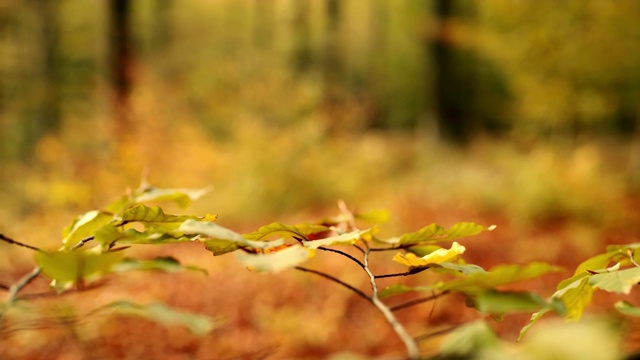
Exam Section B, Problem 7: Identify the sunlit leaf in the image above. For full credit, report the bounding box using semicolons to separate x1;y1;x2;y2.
35;251;124;283
466;290;547;317
302;229;371;249
243;222;307;241
95;224;196;247
92;300;220;336
178;220;284;255
235;245;315;272
134;186;210;208
574;251;623;275
436;262;486;275
553;276;593;321
393;242;466;267
61;210;113;249
121;205;215;232
112;257;206;274
589;267;640;294
379;222;494;245
614;301;640;317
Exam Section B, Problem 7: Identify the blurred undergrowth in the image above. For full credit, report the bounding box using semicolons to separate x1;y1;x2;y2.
0;80;636;252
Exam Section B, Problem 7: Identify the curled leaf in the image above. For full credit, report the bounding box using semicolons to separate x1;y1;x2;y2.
393;242;466;267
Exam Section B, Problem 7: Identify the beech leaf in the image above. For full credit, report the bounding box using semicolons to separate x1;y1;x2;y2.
380;222;494;245
393;242;466;267
112;257;206;274
35;251;124;283
235;245;315;272
589;267;640;294
92;300;220;336
61;210;113;249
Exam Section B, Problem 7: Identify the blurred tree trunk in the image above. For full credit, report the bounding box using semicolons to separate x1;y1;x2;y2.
38;0;61;133
109;0;133;137
322;0;344;125
291;0;312;73
430;0;476;144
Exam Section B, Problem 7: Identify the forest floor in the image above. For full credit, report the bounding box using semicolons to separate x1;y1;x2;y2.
2;195;640;360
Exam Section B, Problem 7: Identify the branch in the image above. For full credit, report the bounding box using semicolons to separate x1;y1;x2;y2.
362;247;420;360
390;291;450;312
71;235;95;250
318;246;365;269
1;267;42;324
294;266;371;303
369;244;415;252
0;234;41;252
375;267;430;279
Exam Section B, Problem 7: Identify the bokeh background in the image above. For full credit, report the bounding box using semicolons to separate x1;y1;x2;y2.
2;1;640;359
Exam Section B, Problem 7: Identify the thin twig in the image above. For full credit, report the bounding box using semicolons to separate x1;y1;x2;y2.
0;234;41;252
390;291;450;312
375;267;430;279
369;244;415;252
294;266;371;302
362;246;420;360
318;246;365;269
414;325;461;343
71;235;95;250
1;267;42;324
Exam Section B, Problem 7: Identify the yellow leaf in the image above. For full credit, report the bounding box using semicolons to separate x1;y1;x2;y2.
393;242;466;267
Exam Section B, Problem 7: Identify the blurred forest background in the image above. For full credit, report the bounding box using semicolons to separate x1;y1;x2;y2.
2;0;640;358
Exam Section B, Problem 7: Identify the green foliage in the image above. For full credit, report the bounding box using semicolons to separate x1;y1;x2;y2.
519;242;640;340
89;300;220;336
1;184;636;358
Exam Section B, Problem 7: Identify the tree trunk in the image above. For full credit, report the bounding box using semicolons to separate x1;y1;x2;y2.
109;0;133;137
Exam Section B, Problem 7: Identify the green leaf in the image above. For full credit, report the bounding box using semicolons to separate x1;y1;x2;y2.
518;303;558;341
589;267;640;294
121;205;215;232
436;262;562;293
112;257;207;274
61;210;114;249
235;245;315;272
378;283;434;298
379;222;494;245
134;186;210;208
614;301;640;317
553;276;593;321
574;251;623;275
178;220;284;255
35;251;124;283
243;222;308;241
95;224;196;247
301;229;371;249
440;321;502;357
91;300;220;336
466;290;547;317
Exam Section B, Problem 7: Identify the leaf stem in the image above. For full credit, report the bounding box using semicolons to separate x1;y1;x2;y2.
362;247;420;360
293;266;371;303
